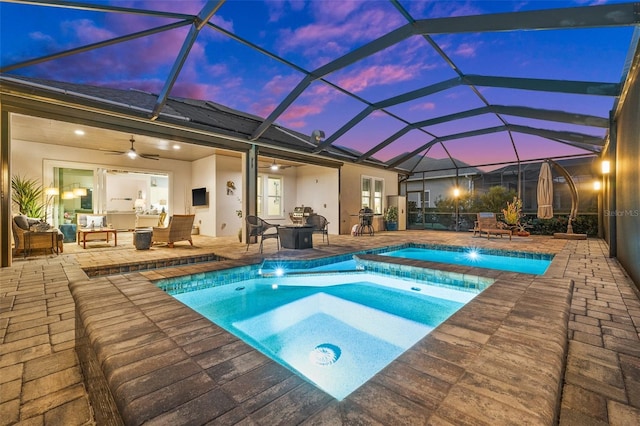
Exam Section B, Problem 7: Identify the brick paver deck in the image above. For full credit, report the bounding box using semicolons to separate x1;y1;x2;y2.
1;231;639;425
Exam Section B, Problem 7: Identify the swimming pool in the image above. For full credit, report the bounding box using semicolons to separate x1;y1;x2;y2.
172;271;483;400
381;246;552;274
259;244;553;275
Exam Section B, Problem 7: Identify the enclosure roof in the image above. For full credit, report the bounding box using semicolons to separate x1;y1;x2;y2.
1;0;638;172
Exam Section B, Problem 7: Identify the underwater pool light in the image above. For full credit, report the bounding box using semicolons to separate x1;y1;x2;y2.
466;248;480;261
271;284;279;290
274;267;285;277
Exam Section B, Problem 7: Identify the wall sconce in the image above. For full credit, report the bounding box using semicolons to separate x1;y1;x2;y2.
601;160;610;174
453;187;461;198
593;180;602;191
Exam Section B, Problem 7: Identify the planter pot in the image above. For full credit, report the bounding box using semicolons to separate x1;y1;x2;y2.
134;229;153;250
517;231;530;237
386;222;398;231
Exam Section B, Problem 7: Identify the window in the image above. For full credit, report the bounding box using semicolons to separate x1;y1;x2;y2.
361;176;384;214
424;190;430;208
257;175;283;218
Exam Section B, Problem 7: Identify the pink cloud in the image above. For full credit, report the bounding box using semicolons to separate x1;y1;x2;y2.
276;6;404;61
454;42;479;58
171;81;221;100
263;74;302;96
410;102;436;111
61;19;115;44
337;64;417;93
310;1;362;21
279;103;324;128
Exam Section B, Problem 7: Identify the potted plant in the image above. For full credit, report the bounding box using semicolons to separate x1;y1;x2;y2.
515;220;531;237
502;196;522;233
384;206;398;231
11;175;44;218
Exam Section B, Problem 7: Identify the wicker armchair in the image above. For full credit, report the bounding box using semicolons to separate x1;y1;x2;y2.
12;217;63;256
152;214;195;247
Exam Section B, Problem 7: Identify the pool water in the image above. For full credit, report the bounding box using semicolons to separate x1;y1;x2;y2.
381;247;551;274
174;273;476;400
259;245;552;275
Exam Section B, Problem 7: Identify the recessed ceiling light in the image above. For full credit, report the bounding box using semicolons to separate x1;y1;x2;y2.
74;129;85;136
173;144;180;150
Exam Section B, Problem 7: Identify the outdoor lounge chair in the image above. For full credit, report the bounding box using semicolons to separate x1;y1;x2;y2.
245;215;279;253
12;215;64;256
306;214;329;244
152;214;195;247
474;212;512;240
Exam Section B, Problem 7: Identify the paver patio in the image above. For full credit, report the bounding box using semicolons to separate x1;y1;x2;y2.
1;231;639;425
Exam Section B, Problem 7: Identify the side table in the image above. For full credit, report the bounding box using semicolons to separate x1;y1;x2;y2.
24;230;59;258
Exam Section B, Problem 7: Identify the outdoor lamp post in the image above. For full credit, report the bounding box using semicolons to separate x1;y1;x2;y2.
453;187;461;232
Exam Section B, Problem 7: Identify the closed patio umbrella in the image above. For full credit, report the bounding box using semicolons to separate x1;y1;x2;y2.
537;162;554;219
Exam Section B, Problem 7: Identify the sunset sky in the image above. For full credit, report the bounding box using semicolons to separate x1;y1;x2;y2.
0;0;635;168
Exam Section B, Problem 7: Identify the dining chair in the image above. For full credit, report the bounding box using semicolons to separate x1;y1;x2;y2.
245;215;279;253
306;214;329;244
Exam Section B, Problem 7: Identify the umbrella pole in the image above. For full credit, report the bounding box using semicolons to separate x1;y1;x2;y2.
548;159;578;235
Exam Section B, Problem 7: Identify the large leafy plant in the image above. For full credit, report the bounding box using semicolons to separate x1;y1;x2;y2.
11;175;44;218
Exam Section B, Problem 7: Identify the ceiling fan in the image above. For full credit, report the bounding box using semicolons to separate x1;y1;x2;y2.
103;136;160;160
260;159;292;171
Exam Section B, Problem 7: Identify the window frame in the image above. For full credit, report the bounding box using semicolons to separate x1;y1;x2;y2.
257;174;284;219
361;175;384;215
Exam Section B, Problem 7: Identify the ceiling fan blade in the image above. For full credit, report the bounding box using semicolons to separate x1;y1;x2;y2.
139;154;160;160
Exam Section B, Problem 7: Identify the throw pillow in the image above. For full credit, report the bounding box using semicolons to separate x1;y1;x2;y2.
14;214;29;230
86;215;105;228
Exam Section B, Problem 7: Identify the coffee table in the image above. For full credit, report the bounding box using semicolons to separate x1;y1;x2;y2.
77;228;118;249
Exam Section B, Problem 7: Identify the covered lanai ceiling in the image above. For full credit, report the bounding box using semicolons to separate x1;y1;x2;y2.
1;0;638;172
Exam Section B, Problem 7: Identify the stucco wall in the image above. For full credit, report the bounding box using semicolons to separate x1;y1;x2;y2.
295;165;339;233
339;164;399;234
215;155;243;238
613;57;640;288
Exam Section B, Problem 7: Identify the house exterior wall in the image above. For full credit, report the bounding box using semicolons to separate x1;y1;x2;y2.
612;54;640;288
339;164;399;234
191;155;215;236
215;155;243;238
295;165;339;234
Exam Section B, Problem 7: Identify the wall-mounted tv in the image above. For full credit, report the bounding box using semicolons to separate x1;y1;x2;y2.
192;187;207;206
80;189;93;210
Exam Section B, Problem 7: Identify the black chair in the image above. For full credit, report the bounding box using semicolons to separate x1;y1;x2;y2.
245;215;279;253
358;207;374;236
306;214;329;244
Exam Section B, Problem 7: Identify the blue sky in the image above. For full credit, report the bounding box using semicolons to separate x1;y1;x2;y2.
0;0;635;167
